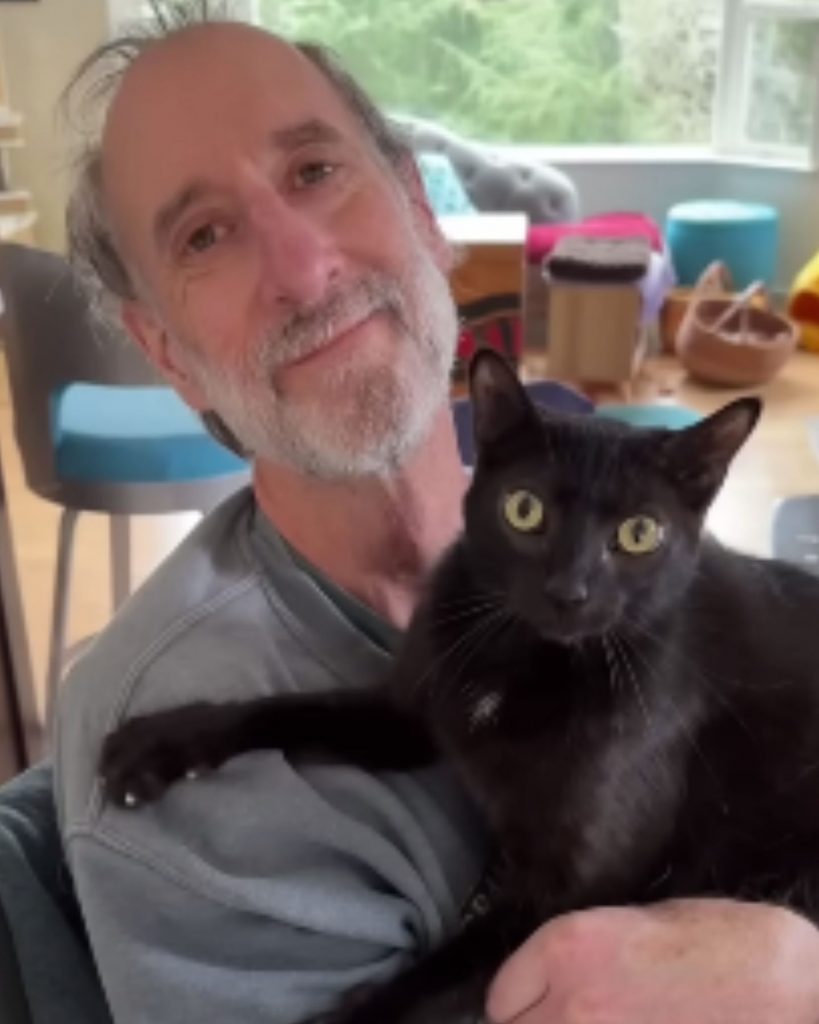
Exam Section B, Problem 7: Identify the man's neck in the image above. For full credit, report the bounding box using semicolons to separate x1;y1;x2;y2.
253;406;468;628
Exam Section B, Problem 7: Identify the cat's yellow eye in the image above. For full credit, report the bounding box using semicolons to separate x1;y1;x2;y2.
616;515;664;555
503;490;545;533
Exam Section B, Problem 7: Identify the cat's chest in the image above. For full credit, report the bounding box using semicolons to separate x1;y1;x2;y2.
439;675;659;796
432;666;694;906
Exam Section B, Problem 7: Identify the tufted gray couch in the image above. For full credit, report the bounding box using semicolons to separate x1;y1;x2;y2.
394;115;581;347
395;115;579;224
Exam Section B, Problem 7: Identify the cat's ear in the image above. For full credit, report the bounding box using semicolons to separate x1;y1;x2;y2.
659;397;761;510
469;349;537;447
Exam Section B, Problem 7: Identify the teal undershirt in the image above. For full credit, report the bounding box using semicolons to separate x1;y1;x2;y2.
254;511;403;656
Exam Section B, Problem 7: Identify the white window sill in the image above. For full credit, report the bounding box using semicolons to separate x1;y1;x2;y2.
494;144;818;174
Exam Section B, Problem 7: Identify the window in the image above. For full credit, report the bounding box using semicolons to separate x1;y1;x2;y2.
106;0;155;28
259;0;819;164
260;0;722;146
715;0;819;163
107;0;259;31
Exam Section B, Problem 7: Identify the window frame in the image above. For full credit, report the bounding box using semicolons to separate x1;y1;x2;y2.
714;0;819;167
106;0;260;30
107;0;819;170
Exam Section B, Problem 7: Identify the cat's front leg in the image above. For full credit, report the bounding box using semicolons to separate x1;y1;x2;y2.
100;690;437;809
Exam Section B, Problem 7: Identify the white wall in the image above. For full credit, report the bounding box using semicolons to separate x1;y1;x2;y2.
547;155;819;292
0;0;108;252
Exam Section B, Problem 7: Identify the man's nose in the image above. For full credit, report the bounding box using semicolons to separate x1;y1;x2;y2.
245;181;344;308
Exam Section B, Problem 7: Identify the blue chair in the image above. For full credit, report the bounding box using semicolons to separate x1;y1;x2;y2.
0;244;250;723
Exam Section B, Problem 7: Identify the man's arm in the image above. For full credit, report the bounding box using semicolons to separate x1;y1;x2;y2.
65;741;483;1024
68;831;412;1024
486;899;819;1024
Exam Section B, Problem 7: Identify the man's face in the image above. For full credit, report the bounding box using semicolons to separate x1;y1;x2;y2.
103;25;458;478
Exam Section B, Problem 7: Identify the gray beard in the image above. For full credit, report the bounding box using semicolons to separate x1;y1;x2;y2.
190;255;459;480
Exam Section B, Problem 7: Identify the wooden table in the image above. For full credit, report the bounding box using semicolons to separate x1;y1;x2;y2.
439;213;528;314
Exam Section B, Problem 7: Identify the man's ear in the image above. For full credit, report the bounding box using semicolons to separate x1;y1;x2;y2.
120;300;209;411
398;156;455;274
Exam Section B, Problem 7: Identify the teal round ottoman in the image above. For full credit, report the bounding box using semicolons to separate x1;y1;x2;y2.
597;404;701;430
666;200;779;288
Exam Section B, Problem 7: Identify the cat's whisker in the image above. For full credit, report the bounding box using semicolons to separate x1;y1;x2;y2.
609;631;653;734
435;590;507;614
447;609;516;702
608;632;682;803
614;629;727;811
409;607;510;701
414;618;494;691
601;634;622;702
616;613;664;650
433;598;504;628
621;612;758;746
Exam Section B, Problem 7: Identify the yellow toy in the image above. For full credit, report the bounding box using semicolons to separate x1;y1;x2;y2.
789;251;819;353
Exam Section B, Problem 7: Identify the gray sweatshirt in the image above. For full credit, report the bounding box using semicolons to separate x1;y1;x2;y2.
55;488;488;1023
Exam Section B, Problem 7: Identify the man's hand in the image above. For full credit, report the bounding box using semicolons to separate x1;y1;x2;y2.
486;899;819;1023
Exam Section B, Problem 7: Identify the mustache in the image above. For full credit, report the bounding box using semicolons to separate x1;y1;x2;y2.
264;274;409;371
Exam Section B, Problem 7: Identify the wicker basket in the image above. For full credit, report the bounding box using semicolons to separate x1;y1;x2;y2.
675;287;798;387
660;261;768;354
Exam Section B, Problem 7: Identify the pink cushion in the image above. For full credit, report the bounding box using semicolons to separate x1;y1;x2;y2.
526;212;664;264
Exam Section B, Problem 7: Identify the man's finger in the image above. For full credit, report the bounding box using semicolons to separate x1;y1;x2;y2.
486;930;553;1023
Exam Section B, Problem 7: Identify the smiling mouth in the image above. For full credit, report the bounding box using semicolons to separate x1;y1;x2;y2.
282;309;382;371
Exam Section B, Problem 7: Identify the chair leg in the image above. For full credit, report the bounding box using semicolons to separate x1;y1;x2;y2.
110;515;132;613
46;507;80;729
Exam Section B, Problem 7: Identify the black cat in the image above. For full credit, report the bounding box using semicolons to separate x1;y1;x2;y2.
100;349;819;1024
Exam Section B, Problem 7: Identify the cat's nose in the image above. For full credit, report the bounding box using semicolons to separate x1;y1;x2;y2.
544;580;589;608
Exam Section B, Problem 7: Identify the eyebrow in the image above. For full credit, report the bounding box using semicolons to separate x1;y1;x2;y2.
268;117;345;151
151;118;346;250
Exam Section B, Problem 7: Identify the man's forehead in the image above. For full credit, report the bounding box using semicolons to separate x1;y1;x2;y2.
106;23;351;126
100;25;366;238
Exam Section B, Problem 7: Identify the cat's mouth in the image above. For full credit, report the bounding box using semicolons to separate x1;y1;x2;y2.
525;605;620;647
538;623;606;647
502;583;623;647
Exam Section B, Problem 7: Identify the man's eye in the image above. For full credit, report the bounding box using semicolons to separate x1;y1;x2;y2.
294;161;336;188
185;222;229;254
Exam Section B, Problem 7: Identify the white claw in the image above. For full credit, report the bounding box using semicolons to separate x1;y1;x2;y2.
123;791;138;808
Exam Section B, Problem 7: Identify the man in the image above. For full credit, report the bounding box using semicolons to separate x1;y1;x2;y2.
56;7;819;1024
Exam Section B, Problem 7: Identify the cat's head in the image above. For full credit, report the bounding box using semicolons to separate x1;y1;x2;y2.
462;350;760;645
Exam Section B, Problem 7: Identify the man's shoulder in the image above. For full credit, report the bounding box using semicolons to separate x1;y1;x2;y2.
55;487;283;824
66;486;263;686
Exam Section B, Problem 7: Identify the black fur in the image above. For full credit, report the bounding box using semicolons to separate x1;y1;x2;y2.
101;349;819;1024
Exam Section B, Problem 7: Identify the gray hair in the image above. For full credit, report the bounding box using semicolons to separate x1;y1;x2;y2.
63;0;413;327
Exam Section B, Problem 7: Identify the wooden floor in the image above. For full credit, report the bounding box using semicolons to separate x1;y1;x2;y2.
3;349;819;727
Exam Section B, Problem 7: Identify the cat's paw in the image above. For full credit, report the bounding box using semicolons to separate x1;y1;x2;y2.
99;701;243;809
